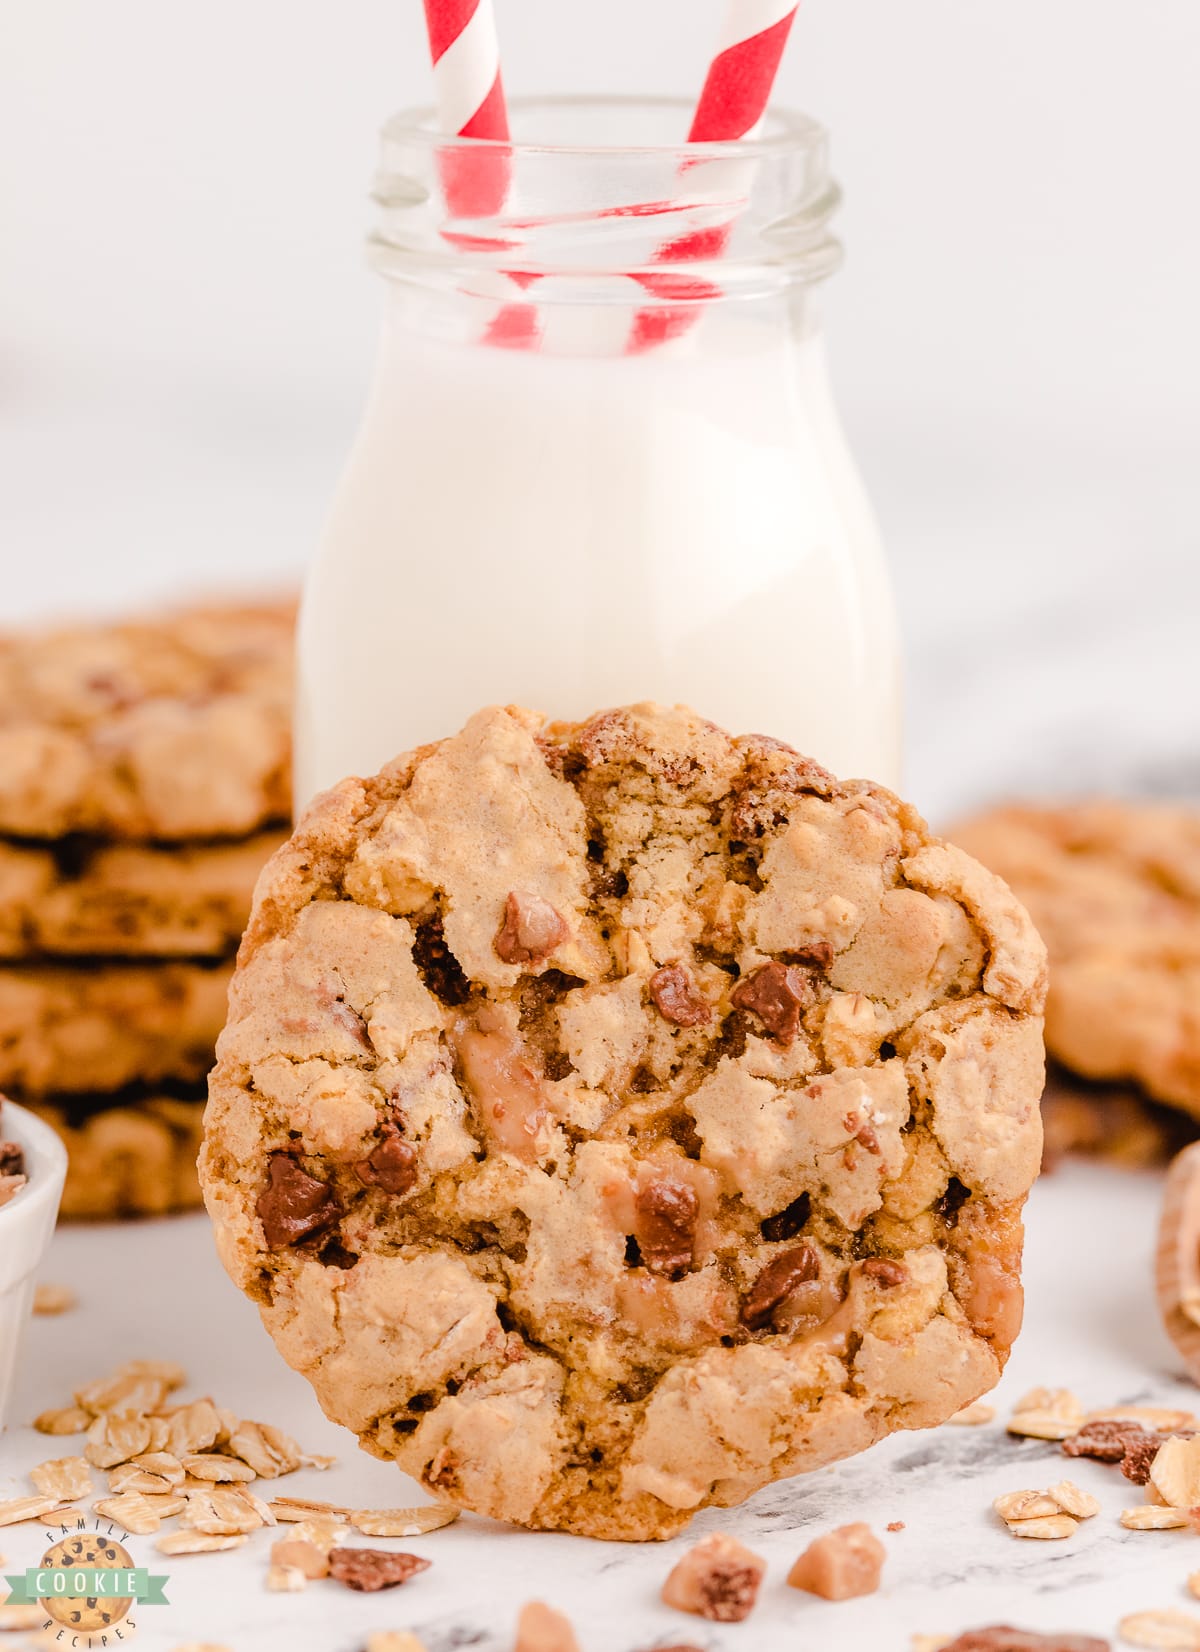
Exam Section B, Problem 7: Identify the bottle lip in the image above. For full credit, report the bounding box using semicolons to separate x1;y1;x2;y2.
382;93;829;163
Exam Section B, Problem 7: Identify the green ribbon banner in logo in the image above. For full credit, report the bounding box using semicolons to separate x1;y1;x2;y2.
4;1567;169;1605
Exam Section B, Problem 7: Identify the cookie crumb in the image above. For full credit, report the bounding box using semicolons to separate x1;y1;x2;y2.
365;1636;429;1652
888;1519;906;1532
327;1547;431;1592
786;1522;885;1600
32;1282;76;1316
266;1563;307;1592
270;1537;329;1579
1007;1388;1085;1441
513;1601;581;1652
661;1532;766;1623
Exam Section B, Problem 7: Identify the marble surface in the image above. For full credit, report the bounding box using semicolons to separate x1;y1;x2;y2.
2;1165;1197;1651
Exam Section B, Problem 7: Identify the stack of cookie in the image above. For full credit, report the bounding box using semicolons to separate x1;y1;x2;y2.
0;601;293;1218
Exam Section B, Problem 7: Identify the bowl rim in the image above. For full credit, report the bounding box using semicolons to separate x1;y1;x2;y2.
1;1099;68;1234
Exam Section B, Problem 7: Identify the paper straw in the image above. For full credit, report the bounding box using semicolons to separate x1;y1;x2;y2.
422;0;511;219
630;0;800;351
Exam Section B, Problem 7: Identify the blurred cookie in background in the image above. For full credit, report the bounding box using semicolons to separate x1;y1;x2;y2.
953;801;1200;1118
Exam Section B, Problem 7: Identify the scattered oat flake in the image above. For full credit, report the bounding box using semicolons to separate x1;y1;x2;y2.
1151;1438;1200;1509
33;1405;90;1436
285;1519;349;1551
0;1495;60;1527
94;1492;166;1535
994;1490;1066;1523
30;1457;92;1501
181;1452;256;1483
1046;1481;1101;1519
266;1563;307;1592
183;1488;266;1536
167;1399;222;1457
1004;1514;1079;1540
366;1636;430;1652
1092;1408;1198;1433
156;1531;247;1556
76;1370;167;1416
1118;1609;1200;1648
513;1601;582;1652
226;1419;301;1478
351;1504;460;1538
270;1537;329;1579
911;1640;949;1652
132;1451;186;1485
298;1451;336;1471
1121;1505;1192;1529
85;1411;153;1469
109;1464;175;1495
269;1496;352;1522
32;1282;76;1315
948;1403;996;1426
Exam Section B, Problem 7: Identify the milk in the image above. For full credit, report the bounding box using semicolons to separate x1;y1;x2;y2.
295;303;901;809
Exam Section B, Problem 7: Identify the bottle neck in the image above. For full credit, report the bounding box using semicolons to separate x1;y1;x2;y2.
367;96;842;360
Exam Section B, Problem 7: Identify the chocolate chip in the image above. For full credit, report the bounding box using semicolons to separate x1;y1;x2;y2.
862;1257;907;1287
1061;1418;1134;1464
936;1176;971;1226
649;964;712;1028
760;1192;811;1243
0;1140;25;1178
412;916;471;1006
494;890;568;965
740;1243;821;1330
730;961;813;1045
940;1631;1110;1652
327;1547;431;1592
354;1125;418;1195
634;1179;699;1277
256;1153;341;1250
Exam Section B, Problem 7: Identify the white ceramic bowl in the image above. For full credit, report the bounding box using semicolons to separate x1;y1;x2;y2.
0;1102;67;1430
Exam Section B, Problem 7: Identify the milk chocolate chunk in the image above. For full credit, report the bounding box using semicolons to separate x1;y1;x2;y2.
0;1139;25;1178
257;1152;342;1249
730;961;813;1044
327;1546;430;1592
634;1179;699;1276
494;891;568;965
861;1258;907;1288
649;964;712;1029
354;1124;418;1195
740;1244;821;1329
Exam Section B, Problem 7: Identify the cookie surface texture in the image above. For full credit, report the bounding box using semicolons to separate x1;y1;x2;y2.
202;704;1047;1539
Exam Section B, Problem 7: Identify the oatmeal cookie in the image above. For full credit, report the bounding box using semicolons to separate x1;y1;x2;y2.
0;599;293;840
0;830;283;959
0;960;232;1095
953;802;1200;1116
26;1091;204;1219
202;704;1046;1540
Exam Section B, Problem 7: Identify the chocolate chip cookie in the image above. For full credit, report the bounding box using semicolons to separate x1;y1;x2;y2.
0;960;232;1094
27;1091;205;1219
0;830;284;959
0;599;293;840
952;801;1200;1116
202;704;1047;1540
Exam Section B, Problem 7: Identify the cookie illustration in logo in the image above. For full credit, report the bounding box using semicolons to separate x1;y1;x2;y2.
39;1532;135;1631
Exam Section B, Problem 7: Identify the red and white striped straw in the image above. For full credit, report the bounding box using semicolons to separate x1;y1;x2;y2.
421;0;511;219
630;0;800;351
689;0;800;143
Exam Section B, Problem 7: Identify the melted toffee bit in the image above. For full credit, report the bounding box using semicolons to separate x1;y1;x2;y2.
740;1243;821;1330
355;1123;418;1195
494;890;568;965
861;1257;907;1288
730;960;813;1045
649;964;712;1029
634;1179;699;1277
256;1152;342;1249
760;1192;811;1244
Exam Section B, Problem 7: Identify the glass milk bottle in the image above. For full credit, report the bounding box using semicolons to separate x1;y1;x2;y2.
295;97;901;809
